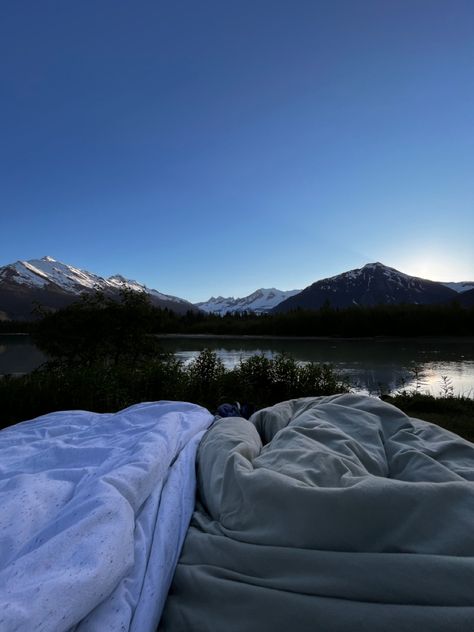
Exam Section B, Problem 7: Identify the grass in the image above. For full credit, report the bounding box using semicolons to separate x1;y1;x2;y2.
0;350;348;430
1;349;472;443
383;392;474;442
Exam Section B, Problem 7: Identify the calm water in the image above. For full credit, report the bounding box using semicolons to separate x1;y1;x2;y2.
2;334;474;397
0;335;47;376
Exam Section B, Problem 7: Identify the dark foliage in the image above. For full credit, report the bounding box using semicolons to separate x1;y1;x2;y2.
0;350;348;430
4;292;474;338
32;290;162;364
2;294;473;440
0;320;34;333
384;393;474;443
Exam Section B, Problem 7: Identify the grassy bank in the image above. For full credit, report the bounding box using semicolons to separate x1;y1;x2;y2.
0;351;347;430
383;393;474;443
1;350;473;442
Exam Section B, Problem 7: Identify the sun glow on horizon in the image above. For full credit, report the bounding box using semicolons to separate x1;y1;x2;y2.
396;256;471;283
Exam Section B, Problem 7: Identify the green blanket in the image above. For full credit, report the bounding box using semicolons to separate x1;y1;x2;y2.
160;394;474;631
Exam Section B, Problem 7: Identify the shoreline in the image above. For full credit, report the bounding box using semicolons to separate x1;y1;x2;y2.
155;333;474;343
0;332;30;336
2;332;474;344
0;332;474;344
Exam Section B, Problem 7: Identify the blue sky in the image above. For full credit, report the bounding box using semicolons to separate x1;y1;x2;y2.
1;1;473;302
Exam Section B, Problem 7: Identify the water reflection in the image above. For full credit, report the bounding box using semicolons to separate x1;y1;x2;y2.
163;337;474;397
1;334;473;397
0;335;47;376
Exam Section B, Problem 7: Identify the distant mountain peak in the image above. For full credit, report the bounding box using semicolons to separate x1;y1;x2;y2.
362;261;384;269
196;287;300;314
442;280;474;293
2;257;473;321
274;262;458;312
108;274;130;283
0;257;198;319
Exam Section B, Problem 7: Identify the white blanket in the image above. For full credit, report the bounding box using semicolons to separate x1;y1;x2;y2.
0;401;214;632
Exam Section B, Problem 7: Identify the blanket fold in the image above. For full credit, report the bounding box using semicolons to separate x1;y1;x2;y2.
0;401;213;632
160;394;474;631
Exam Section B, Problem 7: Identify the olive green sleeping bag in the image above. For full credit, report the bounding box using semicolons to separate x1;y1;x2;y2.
160;394;474;631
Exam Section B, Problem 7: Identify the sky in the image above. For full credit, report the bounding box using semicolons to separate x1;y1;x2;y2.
1;0;473;302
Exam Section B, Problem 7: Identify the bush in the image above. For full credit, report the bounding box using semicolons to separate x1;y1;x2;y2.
0;350;347;430
185;349;226;408
1;350;472;442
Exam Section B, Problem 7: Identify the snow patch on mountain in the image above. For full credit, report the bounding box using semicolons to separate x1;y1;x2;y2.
317;262;427;293
442;281;474;293
196;288;300;314
107;273;188;304
274;262;459;312
2;258;106;294
0;256;190;306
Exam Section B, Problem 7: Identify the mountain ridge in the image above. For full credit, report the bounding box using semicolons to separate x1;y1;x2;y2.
273;262;459;312
0;256;197;320
196;288;300;315
442;281;474;293
1;257;473;321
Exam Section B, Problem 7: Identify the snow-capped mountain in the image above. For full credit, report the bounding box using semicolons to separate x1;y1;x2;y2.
274;262;458;312
1;257;471;321
196;288;300;315
0;256;196;320
442;281;474;293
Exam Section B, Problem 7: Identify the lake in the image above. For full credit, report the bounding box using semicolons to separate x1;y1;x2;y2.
2;333;473;397
0;335;48;376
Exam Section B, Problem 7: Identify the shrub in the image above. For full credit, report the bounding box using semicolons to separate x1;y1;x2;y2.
0;350;347;430
185;349;226;408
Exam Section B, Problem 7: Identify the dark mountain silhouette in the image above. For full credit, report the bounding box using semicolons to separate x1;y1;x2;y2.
274;263;458;312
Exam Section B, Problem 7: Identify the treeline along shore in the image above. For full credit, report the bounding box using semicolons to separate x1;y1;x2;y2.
1;292;473;438
1;295;474;337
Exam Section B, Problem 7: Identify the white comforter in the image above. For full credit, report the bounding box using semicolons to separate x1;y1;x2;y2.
0;401;214;632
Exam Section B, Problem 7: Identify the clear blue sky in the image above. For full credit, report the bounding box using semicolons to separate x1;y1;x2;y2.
1;1;473;301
